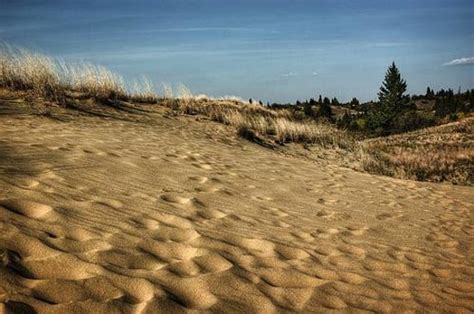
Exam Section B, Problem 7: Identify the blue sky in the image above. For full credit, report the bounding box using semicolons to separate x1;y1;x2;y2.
1;0;472;102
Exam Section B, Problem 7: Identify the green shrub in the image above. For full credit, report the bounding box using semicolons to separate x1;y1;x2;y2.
393;110;436;132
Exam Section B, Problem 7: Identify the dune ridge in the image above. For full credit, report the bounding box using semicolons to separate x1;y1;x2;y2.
0;90;473;313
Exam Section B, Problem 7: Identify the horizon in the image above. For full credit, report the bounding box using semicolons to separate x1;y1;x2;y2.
1;0;472;103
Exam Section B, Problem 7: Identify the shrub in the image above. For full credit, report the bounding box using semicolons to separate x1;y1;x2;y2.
393;110;436;132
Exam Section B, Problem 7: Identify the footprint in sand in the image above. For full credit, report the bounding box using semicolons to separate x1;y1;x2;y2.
161;194;192;205
160;194;226;220
189;176;209;184
197;208;227;220
192;163;213;170
376;212;404;221
0;199;53;219
262;207;289;217
316;209;335;219
7;178;40;190
342;225;369;236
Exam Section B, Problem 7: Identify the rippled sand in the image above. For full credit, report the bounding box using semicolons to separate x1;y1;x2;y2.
0;93;473;313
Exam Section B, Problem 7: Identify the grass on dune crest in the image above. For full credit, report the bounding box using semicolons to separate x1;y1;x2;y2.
165;96;356;149
0;46;149;101
1;45;472;185
0;45;354;151
0;47;61;97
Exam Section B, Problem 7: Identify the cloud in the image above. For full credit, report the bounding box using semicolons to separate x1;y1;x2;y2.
443;57;474;66
280;72;298;77
312;72;318;76
368;42;407;48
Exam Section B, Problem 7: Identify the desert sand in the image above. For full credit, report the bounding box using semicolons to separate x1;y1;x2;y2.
0;93;473;313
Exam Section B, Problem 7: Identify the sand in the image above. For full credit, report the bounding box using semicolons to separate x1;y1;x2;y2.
0;94;473;313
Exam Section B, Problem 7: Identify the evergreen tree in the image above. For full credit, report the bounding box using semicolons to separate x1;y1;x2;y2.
368;62;407;132
304;98;316;117
426;87;434;98
378;62;407;111
350;97;359;108
319;97;332;119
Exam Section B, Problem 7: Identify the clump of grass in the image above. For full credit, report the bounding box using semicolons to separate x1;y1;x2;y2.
0;45;155;101
0;47;60;97
128;76;158;103
59;62;127;99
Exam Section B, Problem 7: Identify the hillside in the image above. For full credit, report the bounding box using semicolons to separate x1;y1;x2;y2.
0;89;473;313
364;116;474;185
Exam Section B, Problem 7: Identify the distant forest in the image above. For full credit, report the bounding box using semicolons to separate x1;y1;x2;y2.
262;63;473;136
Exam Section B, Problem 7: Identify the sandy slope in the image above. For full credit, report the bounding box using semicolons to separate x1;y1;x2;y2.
0;94;473;313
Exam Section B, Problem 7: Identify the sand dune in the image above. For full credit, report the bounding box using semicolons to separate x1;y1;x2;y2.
0;93;473;313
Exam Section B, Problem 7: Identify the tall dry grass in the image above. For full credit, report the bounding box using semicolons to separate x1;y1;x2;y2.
59;62;127;98
165;96;356;149
0;46;153;100
0;47;60;97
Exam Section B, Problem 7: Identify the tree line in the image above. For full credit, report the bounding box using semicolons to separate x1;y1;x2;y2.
267;62;473;136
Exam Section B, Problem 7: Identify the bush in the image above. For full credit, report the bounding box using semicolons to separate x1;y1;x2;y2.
393;110;436;132
353;118;368;130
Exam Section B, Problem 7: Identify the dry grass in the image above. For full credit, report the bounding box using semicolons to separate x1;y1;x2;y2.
59;62;127;98
164;96;356;150
238;115;355;149
363;117;474;185
0;46;152;100
0;47;60;97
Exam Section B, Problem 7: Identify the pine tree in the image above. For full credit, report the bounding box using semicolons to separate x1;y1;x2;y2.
426;87;434;98
378;62;407;111
368;62;407;132
350;97;359;108
319;97;332;119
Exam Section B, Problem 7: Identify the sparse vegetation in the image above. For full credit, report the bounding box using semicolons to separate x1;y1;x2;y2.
1;46;472;185
363;117;473;184
164;96;355;149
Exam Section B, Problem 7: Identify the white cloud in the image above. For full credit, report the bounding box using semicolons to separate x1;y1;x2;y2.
280;72;298;77
443;57;474;66
312;72;318;76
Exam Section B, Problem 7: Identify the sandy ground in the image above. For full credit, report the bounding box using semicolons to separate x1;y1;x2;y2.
0;95;473;313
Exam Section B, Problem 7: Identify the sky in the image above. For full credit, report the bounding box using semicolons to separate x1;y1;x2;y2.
1;0;473;103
